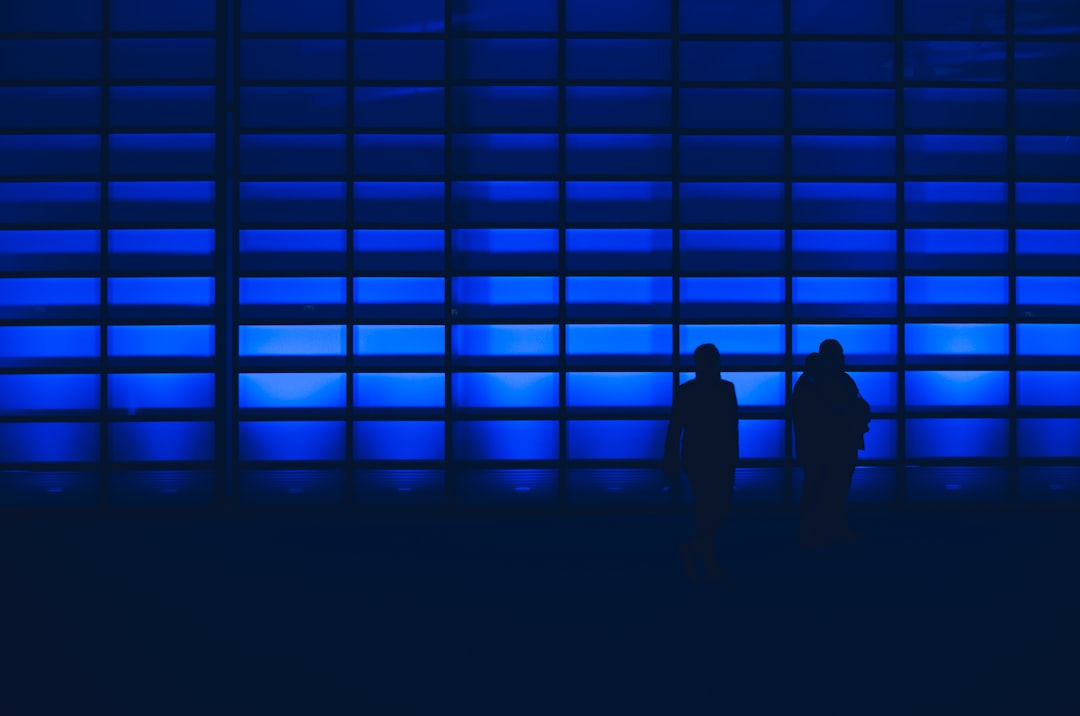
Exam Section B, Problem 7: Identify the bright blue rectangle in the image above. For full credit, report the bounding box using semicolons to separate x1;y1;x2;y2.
906;371;1009;407
354;373;445;408
567;325;670;358
1018;325;1080;356
905;324;1008;358
454;277;558;307
0;375;99;413
0;326;99;362
567;182;672;222
679;230;785;271
682;325;785;359
239;326;345;357
1018;371;1080;407
110;229;215;257
240;278;345;305
453;325;558;358
110;326;214;358
0;423;99;462
568;420;666;460
906;182;1008;222
357;278;443;305
568;277;672;305
109;374;214;412
110;278;214;307
905;277;1008;306
110;422;214;462
905;229;1008;268
566;40;671;80
566;373;671;408
239;373;346;409
1018;420;1080;458
797;277;899;307
566;229;671;267
239;421;345;461
0;230;99;270
0;278;97;307
682;277;784;304
454;420;558;460
720;372;784;407
355;421;444;460
453;181;558;223
906;418;1009;458
241;229;345;255
110;181;215;223
737;419;785;459
0;182;100;223
356;325;444;357
454;229;559;269
793;230;896;271
453;373;559;409
793;325;898;363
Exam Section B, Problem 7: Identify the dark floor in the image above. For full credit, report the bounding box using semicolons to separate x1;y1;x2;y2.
1;508;1078;715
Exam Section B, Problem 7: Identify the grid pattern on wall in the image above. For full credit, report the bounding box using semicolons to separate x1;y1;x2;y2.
1;0;1079;508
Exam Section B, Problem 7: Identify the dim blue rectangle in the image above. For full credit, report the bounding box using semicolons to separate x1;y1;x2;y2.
451;0;555;31
355;134;443;176
905;135;1007;176
680;41;781;82
1018;371;1080;407
906;371;1009;407
453;373;559;409
1016;136;1080;178
680;183;783;223
680;136;783;178
905;88;1006;129
354;373;445;408
239;326;345;357
240;182;344;224
0;0;101;31
0;326;99;365
736;419;785;459
240;229;345;271
0;135;99;177
0;423;99;462
1017;183;1080;224
109;181;214;224
906;466;1008;502
567;325;670;365
237;469;345;506
905;182;1008;223
453;181;558;223
793;183;896;223
239;373;346;409
793;230;896;271
109;470;215;507
682;325;785;363
112;0;215;30
681;277;784;319
792;42;894;82
356;229;444;271
109;374;215;412
904;41;1006;82
457;468;558;505
109;326;215;359
794;325;898;365
793;90;895;130
454;277;558;319
112;39;215;81
566;87;671;129
454;420;558;460
110;278;214;307
358;0;443;31
0;471;98;508
451;86;555;129
793;137;896;177
566;229;671;271
905;0;1004;34
453;325;558;361
566;373;671;408
793;0;894;33
566;134;671;176
240;135;345;176
680;0;781;33
0;230;99;271
111;87;215;129
455;39;556;81
239;421;345;461
567;40;671;81
680;230;784;271
241;0;344;31
240;278;345;306
680;89;784;130
0;278;98;318
1017;230;1080;272
907;419;1009;458
565;280;669;321
241;87;345;129
110;422;214;462
356;40;444;81
354;469;444;506
567;468;666;505
0;375;98;414
111;134;215;176
356;325;444;358
1015;42;1080;83
241;39;344;81
568;420;666;460
567;182;672;223
1019;419;1080;458
356;423;444;462
905;276;1008;316
356;87;444;129
0;88;100;130
453;229;559;271
793;277;896;319
1018;324;1080;357
0;182;100;224
1018;467;1080;503
905;324;1008;361
567;0;670;31
905;229;1008;271
356;182;444;223
452;134;557;176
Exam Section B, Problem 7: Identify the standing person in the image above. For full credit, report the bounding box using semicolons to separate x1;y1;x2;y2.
791;340;870;548
663;343;739;582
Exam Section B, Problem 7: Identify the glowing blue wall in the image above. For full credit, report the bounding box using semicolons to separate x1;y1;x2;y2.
1;0;1079;507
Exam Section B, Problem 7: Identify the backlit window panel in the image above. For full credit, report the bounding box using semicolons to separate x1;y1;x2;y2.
4;0;1080;508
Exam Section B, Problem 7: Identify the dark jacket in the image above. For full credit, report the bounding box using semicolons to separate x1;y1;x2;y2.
791;371;870;464
664;377;739;474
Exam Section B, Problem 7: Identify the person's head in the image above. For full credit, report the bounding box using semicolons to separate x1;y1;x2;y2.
818;339;844;374
693;343;721;377
804;352;822;376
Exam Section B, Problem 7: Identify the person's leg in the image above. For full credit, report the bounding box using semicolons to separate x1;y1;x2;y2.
698;467;734;580
799;462;828;547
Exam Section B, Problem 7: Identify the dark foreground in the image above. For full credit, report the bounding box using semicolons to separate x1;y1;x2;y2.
1;509;1078;715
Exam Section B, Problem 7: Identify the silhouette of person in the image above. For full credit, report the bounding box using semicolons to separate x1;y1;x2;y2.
663;343;739;581
791;340;870;548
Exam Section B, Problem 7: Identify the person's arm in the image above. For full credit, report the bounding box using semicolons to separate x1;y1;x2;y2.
663;388;684;482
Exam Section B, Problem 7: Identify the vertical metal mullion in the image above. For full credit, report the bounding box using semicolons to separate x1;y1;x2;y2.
782;0;794;506
444;0;454;508
557;0;568;509
225;0;239;506
1006;0;1017;504
215;0;233;508
671;0;681;507
100;0;111;508
344;0;356;508
896;0;907;505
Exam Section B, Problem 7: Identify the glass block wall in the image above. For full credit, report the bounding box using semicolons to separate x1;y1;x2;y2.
1;0;1079;509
